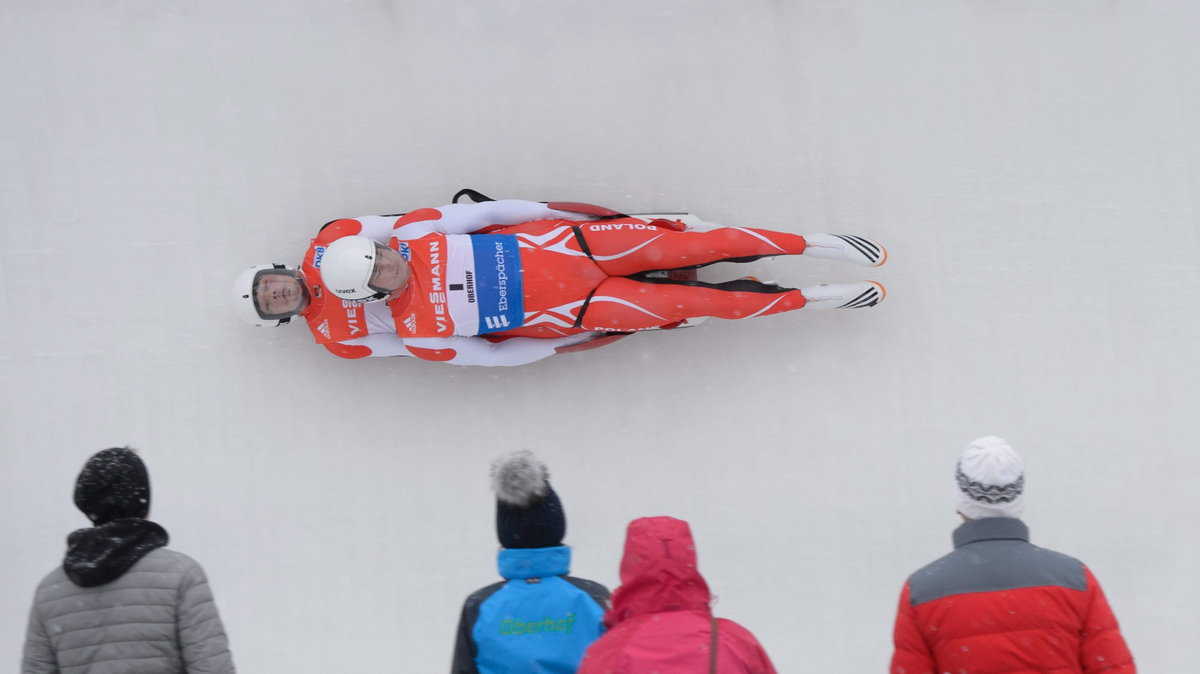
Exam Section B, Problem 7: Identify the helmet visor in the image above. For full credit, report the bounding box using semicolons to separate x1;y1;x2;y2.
252;268;307;320
366;241;409;295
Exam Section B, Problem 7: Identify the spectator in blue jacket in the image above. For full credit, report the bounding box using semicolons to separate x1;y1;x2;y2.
452;451;608;674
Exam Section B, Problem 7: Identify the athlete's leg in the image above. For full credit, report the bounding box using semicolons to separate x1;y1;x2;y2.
577;220;809;276
512;232;608;334
576;277;807;332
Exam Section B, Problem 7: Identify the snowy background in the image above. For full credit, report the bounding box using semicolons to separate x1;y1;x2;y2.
3;1;1198;671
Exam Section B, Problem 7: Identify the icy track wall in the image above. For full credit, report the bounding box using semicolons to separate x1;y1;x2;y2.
3;1;1198;672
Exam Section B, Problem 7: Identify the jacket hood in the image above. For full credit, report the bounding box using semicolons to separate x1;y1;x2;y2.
63;518;169;587
605;516;711;627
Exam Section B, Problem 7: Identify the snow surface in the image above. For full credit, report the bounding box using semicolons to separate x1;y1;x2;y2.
3;1;1198;671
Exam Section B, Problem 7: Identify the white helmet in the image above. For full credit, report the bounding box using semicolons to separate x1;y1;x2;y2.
321;236;391;301
231;264;304;327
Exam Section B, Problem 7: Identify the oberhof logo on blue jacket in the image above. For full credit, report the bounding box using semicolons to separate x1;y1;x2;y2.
471;235;524;334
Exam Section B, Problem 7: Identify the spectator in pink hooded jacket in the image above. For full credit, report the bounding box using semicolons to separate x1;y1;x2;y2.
577;516;777;674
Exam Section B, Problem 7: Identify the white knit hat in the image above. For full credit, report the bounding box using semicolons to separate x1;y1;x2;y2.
954;436;1025;519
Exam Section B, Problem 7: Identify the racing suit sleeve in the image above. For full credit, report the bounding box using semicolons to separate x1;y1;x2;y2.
314;215;402;246
401;334;597;366
321;333;414;359
344;215;409;241
318;300;413;359
393;199;596;238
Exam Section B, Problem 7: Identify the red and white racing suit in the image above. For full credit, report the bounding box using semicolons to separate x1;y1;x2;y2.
295;217;396;359
294;201;597;363
319;200;812;366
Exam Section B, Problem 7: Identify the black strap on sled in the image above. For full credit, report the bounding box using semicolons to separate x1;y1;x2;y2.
452;188;496;204
573;287;599;329
451;188;631;222
570;225;594;260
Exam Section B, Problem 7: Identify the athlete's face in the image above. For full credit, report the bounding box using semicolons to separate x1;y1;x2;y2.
368;244;411;294
254;273;307;317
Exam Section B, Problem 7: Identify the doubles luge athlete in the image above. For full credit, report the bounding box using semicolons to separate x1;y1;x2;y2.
297;194;883;364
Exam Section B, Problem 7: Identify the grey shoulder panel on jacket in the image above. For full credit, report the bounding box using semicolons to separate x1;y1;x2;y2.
562;576;610;607
908;539;1086;605
463;580;507;612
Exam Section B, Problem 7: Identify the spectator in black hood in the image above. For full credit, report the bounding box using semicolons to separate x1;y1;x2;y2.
22;447;236;674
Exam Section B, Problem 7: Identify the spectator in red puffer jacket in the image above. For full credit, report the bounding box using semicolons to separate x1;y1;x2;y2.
890;436;1135;674
577;516;776;674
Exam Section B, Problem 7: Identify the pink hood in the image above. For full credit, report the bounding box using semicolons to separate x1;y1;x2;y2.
604;516;712;627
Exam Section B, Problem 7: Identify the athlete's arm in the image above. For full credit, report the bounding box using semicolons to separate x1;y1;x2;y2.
316;215;401;244
401;334;597;367
317;302;410;359
321;333;415;359
392;199;596;239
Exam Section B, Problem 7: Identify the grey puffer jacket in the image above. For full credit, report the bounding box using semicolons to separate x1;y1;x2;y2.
22;539;235;674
